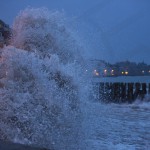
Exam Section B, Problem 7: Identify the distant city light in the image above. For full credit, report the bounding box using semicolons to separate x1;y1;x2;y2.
111;70;114;75
149;70;150;73
122;72;124;74
125;71;128;75
103;69;107;75
142;70;145;73
93;69;99;76
95;72;99;76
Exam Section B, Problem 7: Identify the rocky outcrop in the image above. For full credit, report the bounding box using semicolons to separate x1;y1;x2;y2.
0;20;11;47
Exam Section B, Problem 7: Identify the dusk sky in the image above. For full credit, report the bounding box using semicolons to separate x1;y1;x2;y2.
0;0;150;64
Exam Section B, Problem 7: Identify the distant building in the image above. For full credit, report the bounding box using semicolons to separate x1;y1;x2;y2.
88;59;150;77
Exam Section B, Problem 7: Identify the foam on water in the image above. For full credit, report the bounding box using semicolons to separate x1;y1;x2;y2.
83;101;150;150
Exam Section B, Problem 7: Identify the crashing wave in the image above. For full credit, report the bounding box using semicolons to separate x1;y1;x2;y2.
11;7;83;64
0;7;88;150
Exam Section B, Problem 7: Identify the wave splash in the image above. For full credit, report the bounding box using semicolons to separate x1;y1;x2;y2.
0;8;88;150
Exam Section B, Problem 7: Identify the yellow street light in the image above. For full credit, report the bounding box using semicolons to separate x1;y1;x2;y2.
95;72;99;76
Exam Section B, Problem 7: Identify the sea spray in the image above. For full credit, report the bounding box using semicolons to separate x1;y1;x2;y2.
11;7;83;64
0;7;89;149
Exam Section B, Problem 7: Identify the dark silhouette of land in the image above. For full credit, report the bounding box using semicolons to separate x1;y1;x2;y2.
91;60;150;77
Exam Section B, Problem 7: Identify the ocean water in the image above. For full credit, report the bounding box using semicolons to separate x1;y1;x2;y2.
83;101;150;150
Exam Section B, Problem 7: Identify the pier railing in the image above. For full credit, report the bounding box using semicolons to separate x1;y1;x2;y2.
92;82;150;103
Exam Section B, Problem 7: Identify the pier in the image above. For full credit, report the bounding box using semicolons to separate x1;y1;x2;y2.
92;82;150;103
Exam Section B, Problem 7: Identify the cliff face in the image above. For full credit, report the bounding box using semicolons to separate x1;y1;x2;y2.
0;20;11;47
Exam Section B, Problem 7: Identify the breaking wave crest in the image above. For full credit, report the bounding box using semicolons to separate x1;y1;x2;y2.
0;8;89;150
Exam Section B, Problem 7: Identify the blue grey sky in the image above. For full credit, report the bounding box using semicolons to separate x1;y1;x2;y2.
0;0;150;63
